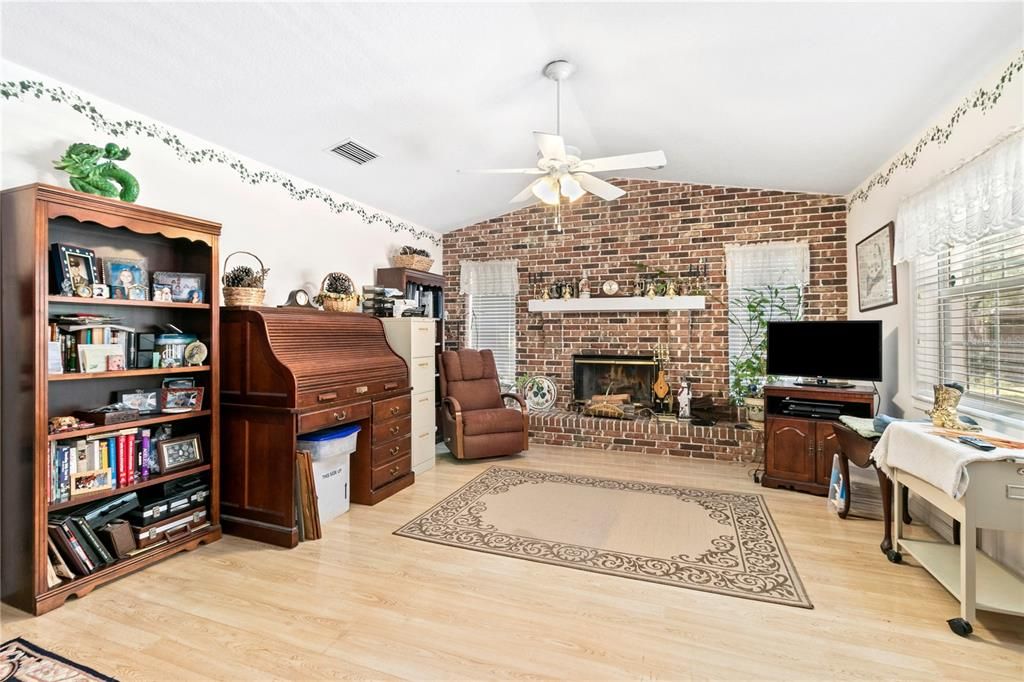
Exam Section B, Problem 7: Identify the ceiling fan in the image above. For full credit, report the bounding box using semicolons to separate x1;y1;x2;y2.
462;60;667;206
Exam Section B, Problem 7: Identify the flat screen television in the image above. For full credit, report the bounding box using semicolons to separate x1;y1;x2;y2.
766;321;882;386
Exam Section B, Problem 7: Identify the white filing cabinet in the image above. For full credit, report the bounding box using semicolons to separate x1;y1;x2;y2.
381;318;437;474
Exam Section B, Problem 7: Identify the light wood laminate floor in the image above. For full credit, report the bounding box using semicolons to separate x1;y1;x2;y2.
2;445;1022;680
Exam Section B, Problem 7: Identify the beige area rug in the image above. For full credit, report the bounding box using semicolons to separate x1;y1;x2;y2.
395;467;812;609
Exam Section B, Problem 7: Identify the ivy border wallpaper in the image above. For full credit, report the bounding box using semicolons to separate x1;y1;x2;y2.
0;79;441;247
847;50;1023;210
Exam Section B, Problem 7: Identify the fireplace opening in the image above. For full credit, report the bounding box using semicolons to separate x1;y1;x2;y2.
572;354;658;406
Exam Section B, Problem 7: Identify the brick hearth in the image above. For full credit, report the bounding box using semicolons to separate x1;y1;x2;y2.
530;409;762;463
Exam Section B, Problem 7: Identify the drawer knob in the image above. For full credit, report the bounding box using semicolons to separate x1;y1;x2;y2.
389;425;401;435
390;405;401;415
356;385;369;394
390;466;400;476
333;411;347;422
389;445;400;456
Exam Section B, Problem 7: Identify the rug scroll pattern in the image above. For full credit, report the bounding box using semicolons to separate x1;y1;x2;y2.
396;467;812;608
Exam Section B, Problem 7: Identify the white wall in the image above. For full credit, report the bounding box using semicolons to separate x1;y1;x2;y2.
845;49;1023;572
1;61;442;305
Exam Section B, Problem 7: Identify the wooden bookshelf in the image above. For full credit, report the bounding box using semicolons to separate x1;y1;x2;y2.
48;463;212;512
1;184;222;616
47;409;212;441
47;295;210;310
49;365;210;382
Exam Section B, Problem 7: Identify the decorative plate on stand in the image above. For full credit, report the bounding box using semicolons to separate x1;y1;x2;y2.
525;376;557;411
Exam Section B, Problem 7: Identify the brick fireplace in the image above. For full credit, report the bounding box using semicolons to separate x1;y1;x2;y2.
442;178;847;462
572;354;657;406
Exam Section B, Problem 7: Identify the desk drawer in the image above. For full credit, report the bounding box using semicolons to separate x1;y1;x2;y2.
298;401;371;434
372;438;410;467
411;358;435;394
372;454;411;489
373;415;411;444
374;395;411;422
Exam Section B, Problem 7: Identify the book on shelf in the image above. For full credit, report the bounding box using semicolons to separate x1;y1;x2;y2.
50;323;137;373
49;426;165;504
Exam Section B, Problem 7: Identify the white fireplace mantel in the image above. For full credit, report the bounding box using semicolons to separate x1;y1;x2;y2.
527;296;706;313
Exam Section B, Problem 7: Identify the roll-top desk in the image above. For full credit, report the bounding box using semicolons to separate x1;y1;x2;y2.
219;307;413;547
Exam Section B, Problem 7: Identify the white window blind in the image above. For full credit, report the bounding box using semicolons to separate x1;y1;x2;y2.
467;294;516;385
912;227;1024;415
726;243;808;399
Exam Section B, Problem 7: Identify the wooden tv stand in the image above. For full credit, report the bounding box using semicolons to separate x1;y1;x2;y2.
762;382;874;495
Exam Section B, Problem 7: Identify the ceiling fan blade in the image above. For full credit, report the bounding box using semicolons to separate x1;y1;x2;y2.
459;167;545;175
575;173;626;201
510;179;543;203
577;150;667;173
534;132;566;161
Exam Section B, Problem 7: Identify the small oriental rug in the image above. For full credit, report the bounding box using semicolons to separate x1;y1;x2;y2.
1;638;115;681
396;466;812;608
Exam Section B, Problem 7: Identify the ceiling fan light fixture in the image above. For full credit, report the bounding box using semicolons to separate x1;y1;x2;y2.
532;176;561;205
560;174;585;202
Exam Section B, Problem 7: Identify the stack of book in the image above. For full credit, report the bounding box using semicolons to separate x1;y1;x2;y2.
49;427;162;504
49;316;137;373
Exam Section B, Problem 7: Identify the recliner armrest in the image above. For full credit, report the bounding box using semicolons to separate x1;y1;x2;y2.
501;392;528;413
443;396;463;419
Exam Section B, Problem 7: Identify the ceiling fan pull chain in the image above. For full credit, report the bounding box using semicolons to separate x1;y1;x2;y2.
556;79;561;136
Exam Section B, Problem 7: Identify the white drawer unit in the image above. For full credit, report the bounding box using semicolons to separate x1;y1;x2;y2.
381;318;438;474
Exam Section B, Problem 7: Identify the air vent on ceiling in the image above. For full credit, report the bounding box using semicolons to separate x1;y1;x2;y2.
328;139;378;165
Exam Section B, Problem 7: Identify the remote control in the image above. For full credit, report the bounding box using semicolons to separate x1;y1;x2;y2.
958;435;996;451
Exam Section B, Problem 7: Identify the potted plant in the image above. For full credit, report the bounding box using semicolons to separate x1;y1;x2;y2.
727;285;803;428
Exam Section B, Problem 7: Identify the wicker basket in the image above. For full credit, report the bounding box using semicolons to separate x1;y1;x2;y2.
222;251;267;307
393;253;434;272
318;273;359;312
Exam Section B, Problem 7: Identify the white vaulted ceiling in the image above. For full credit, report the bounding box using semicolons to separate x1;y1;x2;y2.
1;2;1021;231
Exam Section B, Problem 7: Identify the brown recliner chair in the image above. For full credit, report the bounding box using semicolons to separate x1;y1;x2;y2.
439;349;528;459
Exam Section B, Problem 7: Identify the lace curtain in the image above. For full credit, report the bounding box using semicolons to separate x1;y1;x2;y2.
459;259;520;296
724;242;810;289
894;128;1024;264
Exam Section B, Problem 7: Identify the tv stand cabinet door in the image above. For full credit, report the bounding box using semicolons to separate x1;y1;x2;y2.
815;422;842;485
766;417;815;483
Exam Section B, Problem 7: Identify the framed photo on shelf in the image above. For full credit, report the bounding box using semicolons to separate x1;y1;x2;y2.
856;221;898;312
157;435;204;473
160;386;204;413
103;257;150;301
50;243;99;296
152;271;206;303
117;388;160;414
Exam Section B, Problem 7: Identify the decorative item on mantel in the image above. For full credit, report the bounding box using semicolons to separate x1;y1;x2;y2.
315;272;359;312
53;142;140;202
393;245;433;271
222;251;269;307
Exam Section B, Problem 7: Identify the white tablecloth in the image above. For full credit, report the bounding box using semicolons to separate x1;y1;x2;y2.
871;421;1018;499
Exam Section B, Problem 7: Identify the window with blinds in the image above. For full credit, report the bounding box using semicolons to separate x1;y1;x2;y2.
912;227;1024;415
467;293;517;386
726;243;807;400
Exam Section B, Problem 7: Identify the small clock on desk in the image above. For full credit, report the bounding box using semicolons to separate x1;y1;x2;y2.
280;288;316;309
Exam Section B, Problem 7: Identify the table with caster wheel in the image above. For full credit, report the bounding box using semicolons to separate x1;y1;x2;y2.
890;459;1024;637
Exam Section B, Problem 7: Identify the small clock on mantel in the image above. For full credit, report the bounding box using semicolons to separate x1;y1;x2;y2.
600;280;620;297
280;288;316;309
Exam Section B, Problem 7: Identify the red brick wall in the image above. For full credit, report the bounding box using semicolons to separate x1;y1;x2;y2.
443;178;847;411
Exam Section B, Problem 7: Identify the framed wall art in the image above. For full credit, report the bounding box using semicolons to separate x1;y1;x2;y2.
856;221;897;312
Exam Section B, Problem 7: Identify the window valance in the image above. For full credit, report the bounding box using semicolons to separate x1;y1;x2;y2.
459;259;520;296
894;128;1024;264
724;242;810;289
